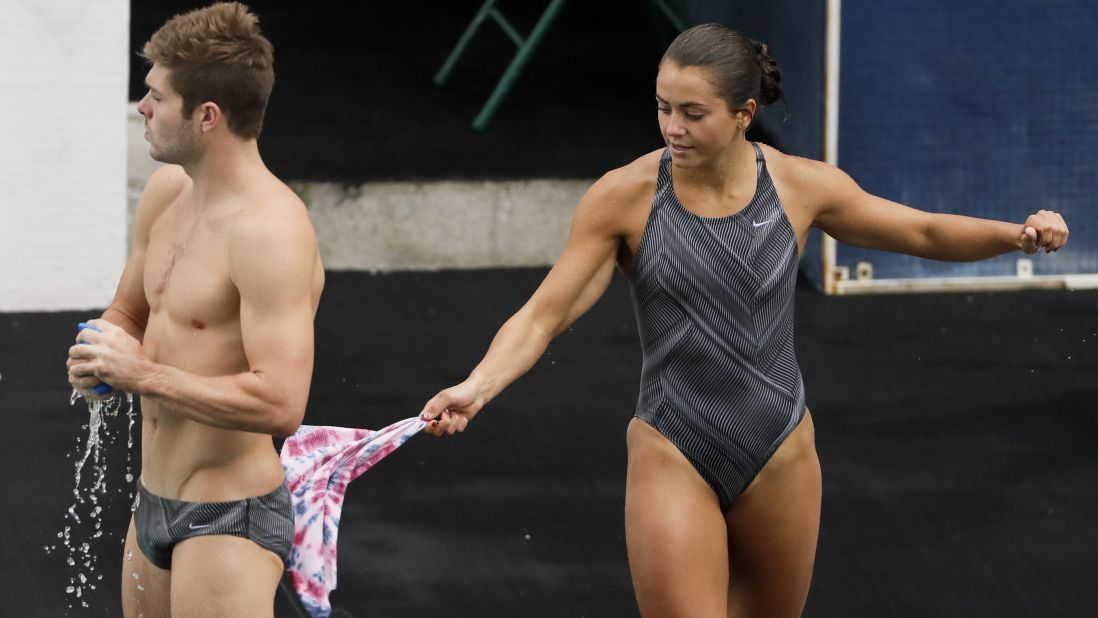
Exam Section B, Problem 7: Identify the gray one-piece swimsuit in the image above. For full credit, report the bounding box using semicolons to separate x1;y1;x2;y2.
628;143;806;508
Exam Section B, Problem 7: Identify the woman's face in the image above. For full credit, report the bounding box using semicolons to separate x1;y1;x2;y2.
655;61;752;167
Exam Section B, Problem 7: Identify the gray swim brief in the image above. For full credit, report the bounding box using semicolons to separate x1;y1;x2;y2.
133;481;294;569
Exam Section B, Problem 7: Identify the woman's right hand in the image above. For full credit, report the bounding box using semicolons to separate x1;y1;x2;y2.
420;377;485;436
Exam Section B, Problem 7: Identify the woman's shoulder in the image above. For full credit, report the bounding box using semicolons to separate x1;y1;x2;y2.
568;149;664;234
759;143;824;175
588;149;664;202
758;144;849;197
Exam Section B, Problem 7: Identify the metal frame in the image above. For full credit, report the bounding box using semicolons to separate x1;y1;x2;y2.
434;0;568;132
436;0;689;131
820;0;1095;295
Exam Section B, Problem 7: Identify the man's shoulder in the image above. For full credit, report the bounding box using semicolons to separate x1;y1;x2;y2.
236;178;311;234
133;166;190;239
143;165;190;205
229;178;316;260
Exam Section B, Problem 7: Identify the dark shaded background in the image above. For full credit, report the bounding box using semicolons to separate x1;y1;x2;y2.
4;271;1096;616
130;0;671;181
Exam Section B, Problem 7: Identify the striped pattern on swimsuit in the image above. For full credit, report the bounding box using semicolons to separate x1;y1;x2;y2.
628;144;806;508
133;481;294;569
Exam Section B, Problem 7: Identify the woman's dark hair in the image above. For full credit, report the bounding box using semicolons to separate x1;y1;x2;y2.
661;23;783;111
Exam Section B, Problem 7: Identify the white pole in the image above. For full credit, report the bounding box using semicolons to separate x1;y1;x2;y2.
822;0;842;294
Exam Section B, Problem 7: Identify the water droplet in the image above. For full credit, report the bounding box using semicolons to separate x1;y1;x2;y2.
132;572;140;580
136;584;145;592
126;550;133;561
65;586;75;594
57;391;136;598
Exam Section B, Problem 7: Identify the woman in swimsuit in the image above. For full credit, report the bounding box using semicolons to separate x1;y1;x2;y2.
420;23;1069;617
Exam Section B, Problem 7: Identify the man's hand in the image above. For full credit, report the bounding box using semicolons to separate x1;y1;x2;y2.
68;319;150;394
1020;210;1069;254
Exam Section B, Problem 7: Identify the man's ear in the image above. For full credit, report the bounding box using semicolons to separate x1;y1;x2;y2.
195;101;222;133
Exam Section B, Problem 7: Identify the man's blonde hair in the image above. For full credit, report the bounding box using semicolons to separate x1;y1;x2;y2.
141;2;274;139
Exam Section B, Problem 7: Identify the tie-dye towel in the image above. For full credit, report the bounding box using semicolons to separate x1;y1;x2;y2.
280;417;426;617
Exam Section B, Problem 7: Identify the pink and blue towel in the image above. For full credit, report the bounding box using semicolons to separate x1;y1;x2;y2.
280;417;426;618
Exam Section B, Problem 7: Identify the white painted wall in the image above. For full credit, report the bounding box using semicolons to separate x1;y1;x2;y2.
0;1;129;311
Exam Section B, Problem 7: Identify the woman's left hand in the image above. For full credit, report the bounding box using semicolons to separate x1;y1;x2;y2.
1020;210;1069;254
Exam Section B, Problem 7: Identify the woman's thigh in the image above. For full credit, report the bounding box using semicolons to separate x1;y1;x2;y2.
625;417;730;618
725;411;822;618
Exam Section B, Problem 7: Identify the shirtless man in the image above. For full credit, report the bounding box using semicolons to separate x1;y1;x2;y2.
66;4;323;616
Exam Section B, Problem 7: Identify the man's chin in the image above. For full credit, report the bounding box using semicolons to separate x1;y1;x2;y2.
148;148;181;165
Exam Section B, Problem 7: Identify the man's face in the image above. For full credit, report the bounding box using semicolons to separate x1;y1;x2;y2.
136;64;201;165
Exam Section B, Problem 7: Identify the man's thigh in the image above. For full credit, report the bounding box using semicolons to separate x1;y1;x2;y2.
170;534;284;618
122;516;172;618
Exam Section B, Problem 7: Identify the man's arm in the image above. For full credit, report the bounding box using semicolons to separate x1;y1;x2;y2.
68;166;184;394
71;198;320;437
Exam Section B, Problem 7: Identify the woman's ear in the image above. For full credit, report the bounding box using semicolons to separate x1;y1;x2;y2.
737;99;758;131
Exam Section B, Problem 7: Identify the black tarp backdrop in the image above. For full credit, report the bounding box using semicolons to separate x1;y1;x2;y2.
130;0;668;182
129;0;823;183
4;271;1097;616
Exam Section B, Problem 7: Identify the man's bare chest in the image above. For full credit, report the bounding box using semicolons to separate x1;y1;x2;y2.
144;213;238;327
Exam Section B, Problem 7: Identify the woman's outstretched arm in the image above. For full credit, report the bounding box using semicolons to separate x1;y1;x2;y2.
420;167;645;436
800;158;1069;259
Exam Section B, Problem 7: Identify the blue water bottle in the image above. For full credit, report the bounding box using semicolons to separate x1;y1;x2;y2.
76;322;114;395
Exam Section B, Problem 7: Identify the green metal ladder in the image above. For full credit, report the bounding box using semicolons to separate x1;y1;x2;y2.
435;0;689;131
